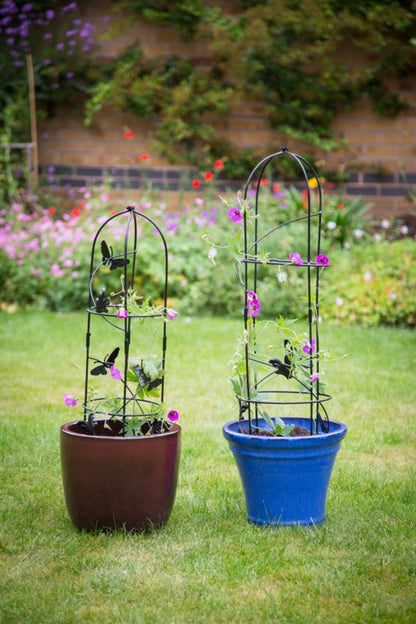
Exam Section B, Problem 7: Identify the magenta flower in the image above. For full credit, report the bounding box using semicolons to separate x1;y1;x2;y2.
63;394;77;407
316;254;329;266
110;366;122;380
227;206;243;223
117;308;128;318
167;409;179;422
289;252;304;265
247;291;261;317
310;373;319;383
302;338;316;355
167;308;178;320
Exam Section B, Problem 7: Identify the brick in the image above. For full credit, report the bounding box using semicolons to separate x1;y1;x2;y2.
380;186;410;197
363;173;396;183
76;166;103;177
345;185;378;196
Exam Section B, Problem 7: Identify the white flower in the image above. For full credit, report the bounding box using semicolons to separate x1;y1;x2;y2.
335;296;344;307
327;221;336;230
208;246;217;264
373;233;382;242
400;225;409;235
353;229;363;238
381;219;390;229
363;271;372;282
343;242;351;249
277;271;287;283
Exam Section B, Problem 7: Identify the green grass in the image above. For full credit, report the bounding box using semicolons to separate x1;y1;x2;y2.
1;310;416;623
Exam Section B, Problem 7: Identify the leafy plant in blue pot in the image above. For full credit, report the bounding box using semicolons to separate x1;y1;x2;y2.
213;148;348;526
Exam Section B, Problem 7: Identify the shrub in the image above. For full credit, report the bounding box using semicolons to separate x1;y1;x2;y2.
1;181;414;327
321;239;416;327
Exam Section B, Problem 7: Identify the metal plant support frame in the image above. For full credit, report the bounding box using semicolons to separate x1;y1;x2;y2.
238;148;331;435
82;205;169;434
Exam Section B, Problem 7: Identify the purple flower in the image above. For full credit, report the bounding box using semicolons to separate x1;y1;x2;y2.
63;394;77;407
302;339;316;355
117;308;128;318
167;409;179;422
227;206;242;223
167;308;178;320
247;291;261;317
289;252;304;265
310;373;319;383
316;254;329;266
110;366;121;380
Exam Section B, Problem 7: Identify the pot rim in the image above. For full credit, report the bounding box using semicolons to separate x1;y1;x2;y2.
61;418;181;440
223;417;347;446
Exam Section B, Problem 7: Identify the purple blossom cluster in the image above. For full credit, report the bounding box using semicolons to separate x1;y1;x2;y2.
1;0;97;76
155;196;218;235
0;187;219;308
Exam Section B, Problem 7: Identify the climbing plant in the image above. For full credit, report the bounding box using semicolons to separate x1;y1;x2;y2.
85;0;416;173
2;0;415;179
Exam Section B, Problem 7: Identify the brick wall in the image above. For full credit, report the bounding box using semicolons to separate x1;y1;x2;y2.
37;0;416;218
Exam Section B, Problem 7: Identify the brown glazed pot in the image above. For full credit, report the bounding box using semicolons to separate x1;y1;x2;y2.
60;419;181;531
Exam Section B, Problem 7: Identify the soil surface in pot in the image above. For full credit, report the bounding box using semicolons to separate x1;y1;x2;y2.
75;418;172;437
238;424;311;437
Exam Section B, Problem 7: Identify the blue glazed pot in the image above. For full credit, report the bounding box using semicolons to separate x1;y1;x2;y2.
223;417;347;526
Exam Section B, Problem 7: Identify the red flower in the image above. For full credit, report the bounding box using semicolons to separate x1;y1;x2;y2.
273;183;281;192
47;207;56;215
192;179;201;189
71;207;81;218
260;178;268;186
203;171;214;181
139;153;150;161
123;130;135;139
214;159;224;170
338;203;345;211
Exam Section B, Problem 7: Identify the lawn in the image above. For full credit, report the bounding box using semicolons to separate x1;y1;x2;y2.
1;310;415;623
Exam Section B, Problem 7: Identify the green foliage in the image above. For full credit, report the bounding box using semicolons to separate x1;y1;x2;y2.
1;181;415;327
90;0;416;170
260;412;295;436
3;1;416;185
321;238;416;327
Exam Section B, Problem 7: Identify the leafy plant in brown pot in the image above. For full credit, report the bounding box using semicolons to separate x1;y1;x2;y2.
61;205;181;532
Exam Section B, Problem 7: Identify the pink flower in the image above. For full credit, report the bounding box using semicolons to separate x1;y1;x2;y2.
289;252;304;265
316;254;329;266
167;409;179;422
227;206;242;223
247;292;261;317
302;338;316;355
110;366;122;380
167;308;178;320
50;263;65;276
310;373;319;383
117;308;128;318
63;394;77;407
